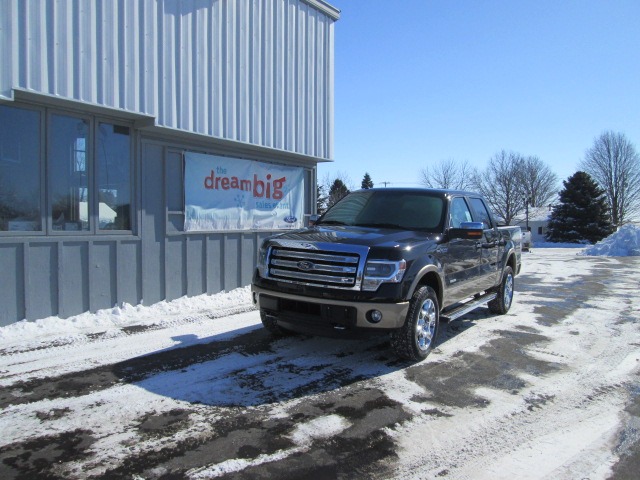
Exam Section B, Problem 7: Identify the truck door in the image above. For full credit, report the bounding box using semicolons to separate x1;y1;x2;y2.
468;197;500;288
443;196;482;302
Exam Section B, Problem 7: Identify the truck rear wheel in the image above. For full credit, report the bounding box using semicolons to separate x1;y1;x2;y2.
488;266;514;314
390;286;440;361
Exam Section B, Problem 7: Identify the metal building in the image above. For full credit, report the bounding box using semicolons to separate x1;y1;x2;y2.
0;0;340;325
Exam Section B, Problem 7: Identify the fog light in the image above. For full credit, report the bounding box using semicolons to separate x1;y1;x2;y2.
368;310;383;324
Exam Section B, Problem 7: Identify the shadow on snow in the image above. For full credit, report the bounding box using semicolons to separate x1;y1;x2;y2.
110;316;479;408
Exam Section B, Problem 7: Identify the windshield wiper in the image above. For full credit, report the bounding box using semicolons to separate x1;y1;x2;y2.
354;222;404;229
316;220;349;226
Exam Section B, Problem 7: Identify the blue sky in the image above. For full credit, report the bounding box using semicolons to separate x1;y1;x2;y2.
320;0;640;189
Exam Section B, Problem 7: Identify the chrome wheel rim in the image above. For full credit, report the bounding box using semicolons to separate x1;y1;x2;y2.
504;273;514;309
415;298;437;352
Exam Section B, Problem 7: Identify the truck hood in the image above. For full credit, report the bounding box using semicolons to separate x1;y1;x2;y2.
269;226;442;250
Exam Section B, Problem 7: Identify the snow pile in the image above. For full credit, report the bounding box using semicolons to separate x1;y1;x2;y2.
0;286;253;343
580;224;640;257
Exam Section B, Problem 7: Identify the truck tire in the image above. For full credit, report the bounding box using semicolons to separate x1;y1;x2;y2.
390;286;440;361
488;266;514;314
260;310;292;336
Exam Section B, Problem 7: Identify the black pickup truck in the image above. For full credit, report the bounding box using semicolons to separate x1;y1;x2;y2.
251;188;521;361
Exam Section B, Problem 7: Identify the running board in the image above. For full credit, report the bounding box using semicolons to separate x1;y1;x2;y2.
441;292;497;322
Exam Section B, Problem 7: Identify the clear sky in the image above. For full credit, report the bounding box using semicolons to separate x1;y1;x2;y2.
320;0;640;190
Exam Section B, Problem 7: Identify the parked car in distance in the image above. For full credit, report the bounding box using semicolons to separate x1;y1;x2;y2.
522;229;532;251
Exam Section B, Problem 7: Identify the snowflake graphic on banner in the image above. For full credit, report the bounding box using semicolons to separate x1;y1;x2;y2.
234;194;246;209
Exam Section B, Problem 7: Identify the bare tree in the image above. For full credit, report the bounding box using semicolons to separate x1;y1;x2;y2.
321;171;353;192
420;159;473;190
516;156;559;207
472;151;527;225
580;131;640;226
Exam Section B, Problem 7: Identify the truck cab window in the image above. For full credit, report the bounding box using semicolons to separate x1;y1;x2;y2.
469;197;493;229
449;197;472;228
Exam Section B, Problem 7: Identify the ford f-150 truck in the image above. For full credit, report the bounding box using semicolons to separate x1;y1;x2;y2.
251;188;521;361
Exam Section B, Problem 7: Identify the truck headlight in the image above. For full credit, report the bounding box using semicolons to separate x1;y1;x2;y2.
362;259;406;291
256;246;268;277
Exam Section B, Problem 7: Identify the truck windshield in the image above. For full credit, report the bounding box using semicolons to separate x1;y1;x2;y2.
317;191;445;232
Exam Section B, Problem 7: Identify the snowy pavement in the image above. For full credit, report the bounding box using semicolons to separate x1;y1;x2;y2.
0;246;639;479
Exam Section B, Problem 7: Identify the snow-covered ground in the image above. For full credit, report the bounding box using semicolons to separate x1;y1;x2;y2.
1;227;639;479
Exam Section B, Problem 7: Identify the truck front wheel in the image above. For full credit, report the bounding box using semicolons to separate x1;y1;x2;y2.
390;286;440;361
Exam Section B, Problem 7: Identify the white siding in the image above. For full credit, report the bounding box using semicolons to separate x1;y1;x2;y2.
1;0;338;160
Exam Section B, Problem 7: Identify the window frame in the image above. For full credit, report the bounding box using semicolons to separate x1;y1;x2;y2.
0;102;135;237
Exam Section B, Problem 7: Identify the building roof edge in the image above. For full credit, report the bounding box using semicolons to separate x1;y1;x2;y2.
303;0;341;20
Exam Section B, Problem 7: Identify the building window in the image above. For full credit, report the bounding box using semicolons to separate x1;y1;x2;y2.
0;104;133;235
538;226;543;235
0;105;42;231
97;123;131;230
49;114;91;231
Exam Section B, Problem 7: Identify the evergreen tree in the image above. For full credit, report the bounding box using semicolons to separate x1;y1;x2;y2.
361;172;374;189
546;171;614;243
327;179;350;208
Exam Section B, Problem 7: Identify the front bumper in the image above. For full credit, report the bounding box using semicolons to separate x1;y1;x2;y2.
251;285;409;330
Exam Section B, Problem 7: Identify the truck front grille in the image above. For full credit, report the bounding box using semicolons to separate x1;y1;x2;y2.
267;247;361;288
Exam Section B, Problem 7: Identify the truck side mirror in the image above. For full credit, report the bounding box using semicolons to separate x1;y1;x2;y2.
449;221;484;240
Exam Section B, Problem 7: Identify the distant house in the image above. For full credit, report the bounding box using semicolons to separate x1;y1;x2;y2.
511;205;554;245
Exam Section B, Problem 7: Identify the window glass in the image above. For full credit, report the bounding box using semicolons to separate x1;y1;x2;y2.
320;190;372;225
97;123;131;230
0;105;41;231
320;191;444;232
450;197;472;228
49;114;90;231
468;197;493;229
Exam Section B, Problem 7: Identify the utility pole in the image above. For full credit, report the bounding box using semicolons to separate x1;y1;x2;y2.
380;181;391;188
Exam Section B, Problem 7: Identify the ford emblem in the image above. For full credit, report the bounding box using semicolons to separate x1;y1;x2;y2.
284;215;297;223
298;261;314;271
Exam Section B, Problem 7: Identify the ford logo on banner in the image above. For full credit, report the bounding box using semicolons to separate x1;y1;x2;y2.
297;261;314;271
284;215;297;224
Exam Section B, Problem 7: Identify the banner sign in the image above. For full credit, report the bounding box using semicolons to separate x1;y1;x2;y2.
184;152;305;231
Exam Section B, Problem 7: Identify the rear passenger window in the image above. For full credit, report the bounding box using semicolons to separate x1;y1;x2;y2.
469;198;493;229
